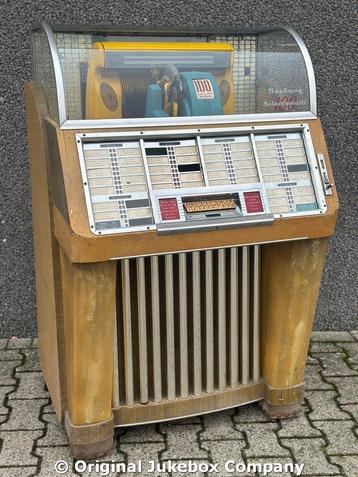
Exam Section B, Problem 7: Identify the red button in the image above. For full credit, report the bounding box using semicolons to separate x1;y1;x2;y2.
243;191;264;213
159;198;180;221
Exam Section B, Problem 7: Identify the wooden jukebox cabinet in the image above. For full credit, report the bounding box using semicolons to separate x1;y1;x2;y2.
26;23;338;458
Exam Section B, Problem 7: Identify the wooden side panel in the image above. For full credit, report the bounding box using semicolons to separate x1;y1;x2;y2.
260;238;328;389
24;82;65;419
60;249;116;425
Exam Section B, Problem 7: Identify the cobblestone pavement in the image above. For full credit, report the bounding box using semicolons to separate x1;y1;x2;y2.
0;332;357;477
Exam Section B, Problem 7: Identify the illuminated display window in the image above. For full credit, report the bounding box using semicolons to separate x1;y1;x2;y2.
32;24;314;126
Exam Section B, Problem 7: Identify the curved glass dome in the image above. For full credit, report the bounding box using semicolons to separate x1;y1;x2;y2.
31;23;316;128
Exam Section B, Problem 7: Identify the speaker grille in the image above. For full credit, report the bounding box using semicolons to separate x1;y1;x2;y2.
114;246;260;408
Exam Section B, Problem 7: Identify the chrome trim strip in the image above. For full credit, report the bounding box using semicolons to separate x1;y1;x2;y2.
61;112;316;130
250;133;264;183
78;123;308;141
75;137;96;233
301;125;327;214
40;22;67;125
156;214;274;235
139;138;153;189
282;27;317;116
196;136;209;186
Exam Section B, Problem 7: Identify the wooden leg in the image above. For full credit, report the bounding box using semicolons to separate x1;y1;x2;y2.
260;238;328;418
60;249;117;458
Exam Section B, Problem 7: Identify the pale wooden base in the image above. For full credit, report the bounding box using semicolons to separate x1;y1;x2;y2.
64;412;114;459
262;381;305;418
64;378;304;458
264;382;305;407
261;401;302;419
113;381;264;426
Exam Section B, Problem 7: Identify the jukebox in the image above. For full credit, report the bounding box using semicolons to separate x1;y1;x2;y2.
26;23;338;458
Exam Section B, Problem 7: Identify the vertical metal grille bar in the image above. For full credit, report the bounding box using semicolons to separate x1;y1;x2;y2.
122;259;134;406
112;306;120;408
252;245;261;382
165;255;176;400
151;256;162;402
205;250;214;393
218;249;227;391
179;253;189;398
230;247;239;387
137;257;148;403
241;246;250;385
192;251;202;396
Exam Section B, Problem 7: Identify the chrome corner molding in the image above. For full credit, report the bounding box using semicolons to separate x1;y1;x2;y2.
282;26;317;117
40;22;67;125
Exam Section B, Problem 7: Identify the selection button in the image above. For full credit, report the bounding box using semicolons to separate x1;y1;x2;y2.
159;198;180;221
243;191;264;213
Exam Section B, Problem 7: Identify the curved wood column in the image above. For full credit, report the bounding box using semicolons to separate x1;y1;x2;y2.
60;249;117;457
260;238;329;417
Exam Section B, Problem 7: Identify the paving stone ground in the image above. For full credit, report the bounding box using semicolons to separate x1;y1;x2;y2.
0;332;357;477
